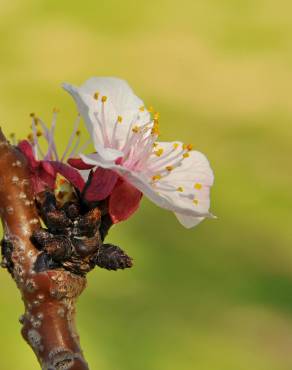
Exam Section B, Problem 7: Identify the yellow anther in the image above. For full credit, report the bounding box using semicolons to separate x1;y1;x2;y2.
154;148;164;157
76;130;81;136
9;133;15;138
194;183;202;190
153;142;158;147
193;199;199;205
151;121;160;136
132;126;140;133
177;186;184;192
53;107;60;113
183;153;190;158
36;130;43;137
152;174;162;181
94;91;99;100
117;115;123;123
27;133;33;142
139;106;145;112
166;165;173;171
148;106;154;113
101;96;107;103
30;113;35;118
173;143;179;149
153;112;160;120
183;143;193;151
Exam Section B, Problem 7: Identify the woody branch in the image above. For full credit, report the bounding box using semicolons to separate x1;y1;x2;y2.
0;129;89;370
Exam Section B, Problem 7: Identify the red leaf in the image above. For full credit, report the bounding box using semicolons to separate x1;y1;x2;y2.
109;180;142;223
49;161;85;192
68;157;95;170
18;140;39;169
83;167;119;202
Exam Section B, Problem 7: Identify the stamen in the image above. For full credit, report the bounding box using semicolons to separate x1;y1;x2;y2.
193;199;199;205
117;115;123;123
152;174;161;181
9;133;16;145
101;96;107;103
139;106;145;112
166;165;173;171
177;187;184;192
148;106;154;113
183;153;190;158
183;143;193;151
93;91;99;100
132;126;140;133
173;143;179;149
153;143;158;147
154;148;164;157
61;115;80;161
36;130;43;137
194;183;202;190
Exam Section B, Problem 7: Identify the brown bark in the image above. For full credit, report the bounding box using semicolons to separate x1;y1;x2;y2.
0;129;89;369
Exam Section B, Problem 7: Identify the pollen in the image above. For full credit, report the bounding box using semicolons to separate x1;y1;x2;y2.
183;153;190;158
132;126;140;133
101;95;107;103
173;143;179;149
193;199;199;205
76;130;81;136
152;174;162;181
9;133;15;139
154;148;164;157
151;121;160;135
93;91;99;100
153;142;158;147
36;130;42;137
27;133;33;142
53;107;60;113
117;115;123;123
148;106;154;113
30;113;35;118
177;186;184;192
139;106;145;112
194;183;202;190
166;165;173;171
183;143;193;151
153;112;160;120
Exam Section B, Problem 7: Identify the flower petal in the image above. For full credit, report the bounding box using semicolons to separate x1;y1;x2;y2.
83;167;119;202
49;161;85;191
174;213;205;228
80;147;123;167
109;179;143;223
63;77;151;151
74;149;213;220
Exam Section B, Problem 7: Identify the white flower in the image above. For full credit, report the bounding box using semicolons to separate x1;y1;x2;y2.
63;77;214;228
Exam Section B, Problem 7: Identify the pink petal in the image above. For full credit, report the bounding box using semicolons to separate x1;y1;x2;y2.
18;140;39;169
83;167;119;202
49;161;85;192
109;180;143;223
68;157;95;170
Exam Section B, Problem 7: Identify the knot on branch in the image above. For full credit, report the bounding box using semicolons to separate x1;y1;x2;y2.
30;190;133;276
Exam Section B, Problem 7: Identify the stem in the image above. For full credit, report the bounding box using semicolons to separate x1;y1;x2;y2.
0;129;89;370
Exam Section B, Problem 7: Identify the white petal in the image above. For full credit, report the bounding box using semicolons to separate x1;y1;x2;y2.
174;213;205;228
63;78;151;151
80;145;123;167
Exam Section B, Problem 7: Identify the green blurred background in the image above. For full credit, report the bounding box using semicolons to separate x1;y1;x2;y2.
1;1;292;369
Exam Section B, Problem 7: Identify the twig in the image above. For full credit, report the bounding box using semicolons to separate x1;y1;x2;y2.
0;129;89;370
